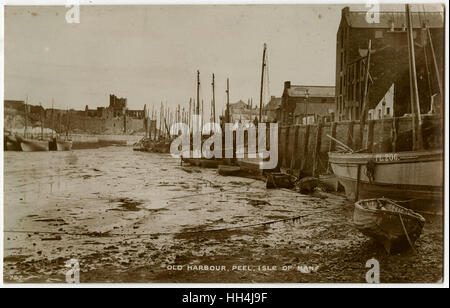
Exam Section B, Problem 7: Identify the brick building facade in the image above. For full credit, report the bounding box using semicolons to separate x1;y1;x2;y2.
280;82;335;125
335;7;444;121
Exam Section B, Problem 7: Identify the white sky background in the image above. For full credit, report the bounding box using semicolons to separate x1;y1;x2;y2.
3;3;444;115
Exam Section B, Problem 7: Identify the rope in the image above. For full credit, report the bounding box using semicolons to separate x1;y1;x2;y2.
398;212;418;254
4;208;339;238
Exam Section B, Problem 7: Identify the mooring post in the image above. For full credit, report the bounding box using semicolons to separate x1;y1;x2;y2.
312;123;322;177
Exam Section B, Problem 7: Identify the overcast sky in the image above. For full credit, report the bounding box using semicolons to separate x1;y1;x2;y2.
4;3;443;116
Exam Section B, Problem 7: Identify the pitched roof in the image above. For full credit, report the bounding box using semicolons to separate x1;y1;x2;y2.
229;100;247;109
264;96;281;110
286;86;335;98
343;10;444;29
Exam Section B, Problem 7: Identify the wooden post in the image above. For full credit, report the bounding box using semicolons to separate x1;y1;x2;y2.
367;120;375;153
355;164;361;202
347;121;354;150
300;125;310;175
283;126;290;169
327;122;337;173
329;122;337;152
290;125;299;174
312;123;322;177
392;117;398;152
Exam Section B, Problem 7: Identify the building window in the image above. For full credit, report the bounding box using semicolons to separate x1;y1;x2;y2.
386;107;390;115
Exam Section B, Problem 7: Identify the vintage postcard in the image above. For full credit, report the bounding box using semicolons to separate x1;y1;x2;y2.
1;1;446;287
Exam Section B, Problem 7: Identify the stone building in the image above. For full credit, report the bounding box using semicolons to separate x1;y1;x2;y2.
280;82;335;125
263;96;282;122
335;6;444;121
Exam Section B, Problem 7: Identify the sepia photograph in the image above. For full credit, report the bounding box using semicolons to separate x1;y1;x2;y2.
1;1;447;287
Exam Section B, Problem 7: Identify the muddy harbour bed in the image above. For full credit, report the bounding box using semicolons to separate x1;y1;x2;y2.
3;146;443;283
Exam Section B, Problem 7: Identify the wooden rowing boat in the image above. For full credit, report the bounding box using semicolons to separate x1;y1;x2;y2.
353;198;425;254
266;172;296;189
218;165;241;176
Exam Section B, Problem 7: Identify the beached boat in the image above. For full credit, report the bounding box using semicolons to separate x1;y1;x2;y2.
4;134;22;151
57;140;73;151
266;172;296;189
19;138;49;152
353;198;425;253
218;165;241;176
328;150;443;204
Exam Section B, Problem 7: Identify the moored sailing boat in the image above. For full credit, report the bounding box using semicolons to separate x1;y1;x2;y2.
328;5;443;210
56;108;73;151
19;99;50;152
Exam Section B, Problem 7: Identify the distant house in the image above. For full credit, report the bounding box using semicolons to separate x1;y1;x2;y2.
368;84;394;120
263;96;282;122
335;7;444;121
228;100;259;124
280;82;335;125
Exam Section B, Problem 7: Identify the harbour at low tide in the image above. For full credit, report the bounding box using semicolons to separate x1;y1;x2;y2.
3;146;443;283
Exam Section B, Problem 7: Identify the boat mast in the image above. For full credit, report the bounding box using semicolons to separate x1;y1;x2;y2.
196;70;200;116
259;43;267;123
406;3;423;150
40;103;44;140
226;78;230;123
426;26;443;110
66;108;69;140
212;73;216;124
359;39;372;150
51;99;54;138
24;95;28;138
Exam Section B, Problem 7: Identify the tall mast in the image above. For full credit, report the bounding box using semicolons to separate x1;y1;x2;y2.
406;3;423;150
24;95;28;138
426;26;443;109
51;99;54;138
196;70;200;115
226;78;230;123
212;73;216;123
259;43;267;123
66;107;69;140
359;39;372;150
188;98;192;130
40;103;44;140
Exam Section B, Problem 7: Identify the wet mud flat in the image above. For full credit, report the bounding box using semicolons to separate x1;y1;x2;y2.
3;147;443;283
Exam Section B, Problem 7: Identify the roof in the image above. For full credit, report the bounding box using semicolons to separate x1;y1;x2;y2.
286;86;335;98
343;9;444;29
229;100;247;109
264;96;282;110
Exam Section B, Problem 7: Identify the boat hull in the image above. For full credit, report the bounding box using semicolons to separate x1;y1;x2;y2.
353;198;425;253
57;140;73;151
218;165;241;176
5;135;22;151
20;139;49;152
329;150;443;209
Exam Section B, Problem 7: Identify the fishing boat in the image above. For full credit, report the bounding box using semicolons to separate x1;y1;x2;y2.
4;133;22;151
353;198;425;254
328;150;443;202
19;136;50;152
19;99;49;152
329;5;443;212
